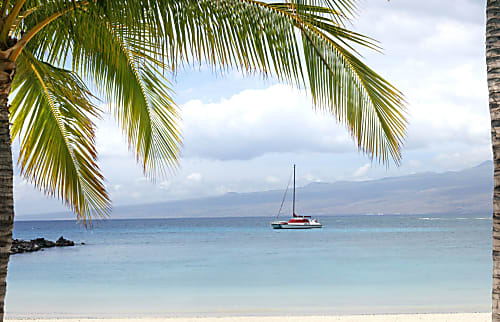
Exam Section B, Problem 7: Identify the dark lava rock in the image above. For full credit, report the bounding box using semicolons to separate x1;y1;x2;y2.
31;238;55;248
11;236;76;254
56;236;74;247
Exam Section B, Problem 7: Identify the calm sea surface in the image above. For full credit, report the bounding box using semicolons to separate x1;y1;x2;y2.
6;215;492;317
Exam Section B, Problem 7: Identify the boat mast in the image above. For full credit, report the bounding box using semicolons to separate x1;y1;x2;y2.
293;164;296;216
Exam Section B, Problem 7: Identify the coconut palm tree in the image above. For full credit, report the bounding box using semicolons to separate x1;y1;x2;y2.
487;1;500;321
0;0;406;319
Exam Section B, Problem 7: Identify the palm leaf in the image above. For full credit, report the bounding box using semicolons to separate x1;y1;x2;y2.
10;50;109;225
22;1;404;165
24;7;182;177
5;0;407;222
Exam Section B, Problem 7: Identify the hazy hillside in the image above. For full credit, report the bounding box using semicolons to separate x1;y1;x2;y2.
17;161;493;220
101;161;495;218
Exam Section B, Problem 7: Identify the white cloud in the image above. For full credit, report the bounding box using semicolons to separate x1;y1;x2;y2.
353;0;490;156
266;176;280;184
180;84;359;161
95;112;130;158
433;146;492;170
354;164;371;178
419;20;482;58
186;172;203;182
159;181;171;189
408;160;422;168
303;173;323;183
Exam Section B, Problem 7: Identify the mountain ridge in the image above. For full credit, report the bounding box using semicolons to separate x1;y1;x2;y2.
17;161;494;220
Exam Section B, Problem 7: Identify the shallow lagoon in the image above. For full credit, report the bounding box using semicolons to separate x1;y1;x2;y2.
6;214;491;317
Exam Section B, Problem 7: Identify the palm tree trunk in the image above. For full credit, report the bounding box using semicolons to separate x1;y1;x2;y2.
487;1;500;321
0;56;16;321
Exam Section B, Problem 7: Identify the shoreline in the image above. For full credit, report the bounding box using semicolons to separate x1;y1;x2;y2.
6;313;491;322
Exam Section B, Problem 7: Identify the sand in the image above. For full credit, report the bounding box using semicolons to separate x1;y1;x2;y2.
6;314;491;322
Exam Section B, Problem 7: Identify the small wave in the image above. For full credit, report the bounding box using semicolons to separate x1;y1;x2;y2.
419;217;491;221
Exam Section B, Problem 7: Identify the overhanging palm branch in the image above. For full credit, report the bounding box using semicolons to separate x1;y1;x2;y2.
3;0;406;223
10;51;109;223
25;4;182;177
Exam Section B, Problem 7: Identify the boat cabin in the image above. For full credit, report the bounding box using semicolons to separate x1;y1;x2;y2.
288;218;310;223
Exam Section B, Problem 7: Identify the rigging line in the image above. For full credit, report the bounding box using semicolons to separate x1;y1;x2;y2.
276;167;294;219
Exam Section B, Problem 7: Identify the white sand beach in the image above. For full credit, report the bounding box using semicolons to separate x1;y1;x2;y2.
6;314;491;322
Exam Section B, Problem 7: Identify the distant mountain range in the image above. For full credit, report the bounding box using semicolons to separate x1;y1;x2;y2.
17;161;494;220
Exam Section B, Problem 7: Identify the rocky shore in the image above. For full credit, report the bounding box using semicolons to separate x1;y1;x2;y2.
11;236;78;254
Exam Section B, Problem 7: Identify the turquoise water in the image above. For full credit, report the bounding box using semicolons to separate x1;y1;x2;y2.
6;215;492;317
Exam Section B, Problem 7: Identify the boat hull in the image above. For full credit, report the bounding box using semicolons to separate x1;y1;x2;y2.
271;223;322;229
271;221;287;229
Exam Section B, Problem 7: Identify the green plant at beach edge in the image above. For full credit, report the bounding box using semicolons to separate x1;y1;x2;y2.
0;0;406;321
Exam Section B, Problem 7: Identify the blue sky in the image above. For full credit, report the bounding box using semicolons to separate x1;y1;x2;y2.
13;0;491;218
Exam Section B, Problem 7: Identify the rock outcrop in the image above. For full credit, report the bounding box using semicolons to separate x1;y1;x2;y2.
11;236;76;254
55;236;74;247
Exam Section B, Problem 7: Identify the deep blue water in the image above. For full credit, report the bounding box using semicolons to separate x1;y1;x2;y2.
6;214;492;317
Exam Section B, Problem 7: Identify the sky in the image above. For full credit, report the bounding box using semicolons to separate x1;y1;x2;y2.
13;0;491;218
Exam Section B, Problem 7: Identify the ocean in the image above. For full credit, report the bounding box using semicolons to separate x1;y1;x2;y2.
6;214;491;317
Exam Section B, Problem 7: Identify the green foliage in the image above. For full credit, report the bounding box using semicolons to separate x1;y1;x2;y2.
10;51;109;224
4;0;406;224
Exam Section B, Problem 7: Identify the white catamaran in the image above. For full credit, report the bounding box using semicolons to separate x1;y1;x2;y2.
271;165;322;229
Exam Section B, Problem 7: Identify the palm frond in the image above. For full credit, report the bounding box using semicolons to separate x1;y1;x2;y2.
5;0;407;226
23;7;182;177
301;27;406;163
10;50;109;225
71;19;182;177
156;0;406;163
18;0;406;166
